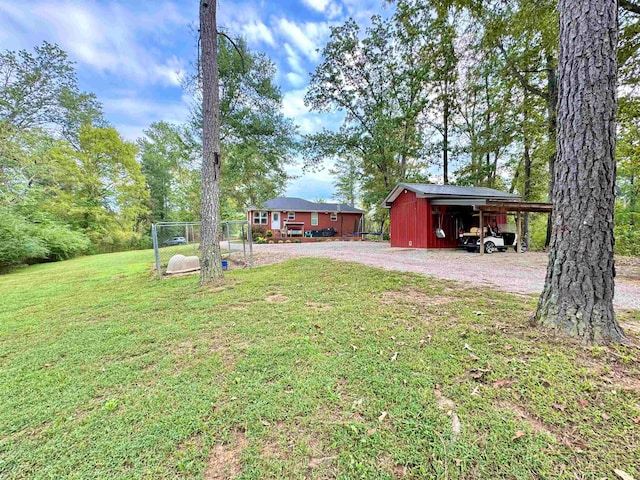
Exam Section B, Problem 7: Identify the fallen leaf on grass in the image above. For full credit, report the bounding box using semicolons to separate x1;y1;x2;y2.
633;417;640;424
553;403;566;412
451;413;461;436
464;343;474;351
614;469;636;480
578;399;589;407
473;311;485;316
261;420;271;426
351;344;358;352
601;412;611;421
468;352;480;361
469;367;492;380
367;428;377;436
493;378;516;388
378;411;388;423
390;352;399;362
455;458;462;467
352;398;363;410
512;430;526;440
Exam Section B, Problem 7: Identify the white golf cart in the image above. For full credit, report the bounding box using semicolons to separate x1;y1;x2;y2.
460;226;526;253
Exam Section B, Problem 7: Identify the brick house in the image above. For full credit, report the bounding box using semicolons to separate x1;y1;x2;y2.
247;197;365;238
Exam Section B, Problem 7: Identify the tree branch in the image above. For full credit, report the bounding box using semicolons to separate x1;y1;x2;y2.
620;0;640;15
496;43;546;99
217;31;246;72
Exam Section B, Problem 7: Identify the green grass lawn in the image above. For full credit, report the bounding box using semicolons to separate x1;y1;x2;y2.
1;250;639;479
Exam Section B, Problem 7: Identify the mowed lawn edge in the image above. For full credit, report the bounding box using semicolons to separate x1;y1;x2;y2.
0;249;639;479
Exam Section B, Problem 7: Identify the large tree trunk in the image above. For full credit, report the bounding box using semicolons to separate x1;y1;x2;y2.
535;0;625;344
199;0;224;284
523;99;532;246
544;55;558;248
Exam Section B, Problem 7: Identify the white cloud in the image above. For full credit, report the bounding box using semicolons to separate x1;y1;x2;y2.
285;72;306;87
241;19;276;47
0;1;190;87
283;43;306;74
301;0;343;19
275;18;330;62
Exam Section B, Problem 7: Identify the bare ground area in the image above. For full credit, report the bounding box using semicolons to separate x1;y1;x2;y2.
250;241;640;311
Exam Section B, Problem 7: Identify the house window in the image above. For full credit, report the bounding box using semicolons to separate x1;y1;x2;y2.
330;212;338;221
288;211;296;220
253;211;268;224
311;212;318;226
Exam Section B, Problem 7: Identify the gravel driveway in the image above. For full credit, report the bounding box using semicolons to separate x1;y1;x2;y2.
251;241;640;311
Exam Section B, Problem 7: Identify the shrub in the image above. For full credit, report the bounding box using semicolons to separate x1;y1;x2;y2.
294;239;301;243
265;230;273;237
285;239;291;243
278;240;284;244
0;209;47;268
34;222;91;260
252;226;266;240
256;236;266;244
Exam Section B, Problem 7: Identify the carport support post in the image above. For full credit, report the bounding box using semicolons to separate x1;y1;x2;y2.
479;211;484;255
516;211;522;254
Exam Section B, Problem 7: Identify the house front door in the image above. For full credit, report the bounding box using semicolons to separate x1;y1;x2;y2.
272;212;281;230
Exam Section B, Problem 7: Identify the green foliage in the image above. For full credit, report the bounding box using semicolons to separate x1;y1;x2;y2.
615;97;640;256
186;37;298;211
0;208;47;268
32;221;91;261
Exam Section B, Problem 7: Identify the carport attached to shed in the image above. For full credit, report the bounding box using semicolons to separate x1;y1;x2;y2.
382;183;523;249
476;200;553;254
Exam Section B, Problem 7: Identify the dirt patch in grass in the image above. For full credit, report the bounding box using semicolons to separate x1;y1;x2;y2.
380;288;455;307
305;302;333;311
265;294;288;303
497;400;557;439
204;430;248;480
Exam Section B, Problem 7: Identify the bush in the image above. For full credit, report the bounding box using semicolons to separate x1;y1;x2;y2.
0;209;47;268
278;240;284;244
265;230;273;237
256;236;266;244
294;239;301;243
34;222;91;260
252;226;266;240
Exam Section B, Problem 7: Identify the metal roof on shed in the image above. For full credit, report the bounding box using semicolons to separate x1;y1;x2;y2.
249;197;365;213
382;183;521;207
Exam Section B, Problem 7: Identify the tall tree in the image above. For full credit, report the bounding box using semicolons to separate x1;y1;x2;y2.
186;37;297;210
199;0;224;284
330;155;361;207
535;0;626;344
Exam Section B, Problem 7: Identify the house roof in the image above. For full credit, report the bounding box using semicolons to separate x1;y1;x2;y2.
382;183;521;207
249;197;365;213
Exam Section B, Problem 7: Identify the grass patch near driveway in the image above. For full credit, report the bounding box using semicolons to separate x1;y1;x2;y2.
0;250;639;479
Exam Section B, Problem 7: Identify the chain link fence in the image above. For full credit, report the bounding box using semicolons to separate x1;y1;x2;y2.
152;221;253;279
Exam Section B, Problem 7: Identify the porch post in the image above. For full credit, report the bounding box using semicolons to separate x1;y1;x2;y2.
516;211;522;254
479;210;484;255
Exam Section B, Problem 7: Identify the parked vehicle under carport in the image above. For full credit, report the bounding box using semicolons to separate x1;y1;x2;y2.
460;227;526;253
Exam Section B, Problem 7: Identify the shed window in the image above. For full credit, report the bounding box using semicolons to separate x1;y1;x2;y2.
288;211;296;220
253;211;268;224
330;212;338;221
311;212;318;226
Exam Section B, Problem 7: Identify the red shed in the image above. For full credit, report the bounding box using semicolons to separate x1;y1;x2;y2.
382;184;521;248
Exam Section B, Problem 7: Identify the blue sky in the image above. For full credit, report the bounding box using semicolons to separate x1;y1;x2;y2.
0;0;389;200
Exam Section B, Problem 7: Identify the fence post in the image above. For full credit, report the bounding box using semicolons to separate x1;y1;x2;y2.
248;222;253;267
152;223;162;279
